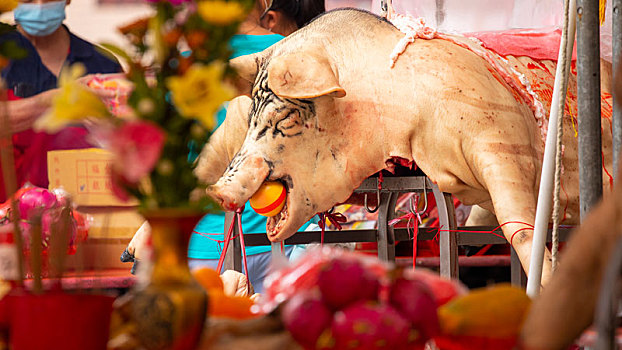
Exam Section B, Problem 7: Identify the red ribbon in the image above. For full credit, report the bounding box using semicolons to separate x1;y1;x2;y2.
216;207;250;292
317;210;347;245
389;195;423;269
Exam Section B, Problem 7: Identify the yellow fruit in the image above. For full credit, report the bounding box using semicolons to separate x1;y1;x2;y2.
438;283;531;338
249;181;286;217
192;267;224;292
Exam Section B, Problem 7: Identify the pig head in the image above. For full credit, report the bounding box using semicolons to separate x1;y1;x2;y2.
206;50;373;240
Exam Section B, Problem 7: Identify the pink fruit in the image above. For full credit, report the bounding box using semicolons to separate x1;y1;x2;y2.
19;221;30;246
52;188;72;208
18;188;58;220
331;301;410;350
41;210;77;244
410;269;467;307
317;259;379;309
389;277;439;341
282;292;333;349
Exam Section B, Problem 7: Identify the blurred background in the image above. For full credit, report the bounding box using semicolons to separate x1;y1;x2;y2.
0;0;613;60
67;0;372;49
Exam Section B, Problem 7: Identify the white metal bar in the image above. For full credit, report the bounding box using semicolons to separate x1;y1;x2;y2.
527;0;577;297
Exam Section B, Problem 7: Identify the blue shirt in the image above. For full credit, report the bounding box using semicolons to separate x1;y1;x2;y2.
1;26;121;98
188;34;314;259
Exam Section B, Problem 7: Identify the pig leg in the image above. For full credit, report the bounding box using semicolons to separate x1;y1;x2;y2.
465;205;499;226
476;151;553;285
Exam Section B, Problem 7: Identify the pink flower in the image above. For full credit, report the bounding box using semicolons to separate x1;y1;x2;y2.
110;170;133;203
109;121;166;184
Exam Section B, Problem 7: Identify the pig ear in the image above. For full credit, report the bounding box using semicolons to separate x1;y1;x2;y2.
230;52;262;83
267;53;346;99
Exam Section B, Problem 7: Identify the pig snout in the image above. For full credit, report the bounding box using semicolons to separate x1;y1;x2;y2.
206;187;242;211
206;153;271;212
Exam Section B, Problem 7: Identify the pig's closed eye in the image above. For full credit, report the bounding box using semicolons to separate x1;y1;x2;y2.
275;110;303;137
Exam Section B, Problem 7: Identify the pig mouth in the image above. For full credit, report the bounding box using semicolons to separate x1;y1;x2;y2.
266;200;289;238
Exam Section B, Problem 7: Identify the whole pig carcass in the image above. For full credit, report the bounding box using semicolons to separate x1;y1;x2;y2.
198;9;614;284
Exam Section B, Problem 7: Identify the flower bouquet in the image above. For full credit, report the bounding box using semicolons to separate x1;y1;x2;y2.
36;0;253;211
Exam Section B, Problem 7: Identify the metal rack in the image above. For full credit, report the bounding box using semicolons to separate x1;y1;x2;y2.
220;175;573;286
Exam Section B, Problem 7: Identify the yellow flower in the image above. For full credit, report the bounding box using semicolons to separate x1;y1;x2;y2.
0;0;18;12
35;64;110;133
166;62;234;130
197;0;246;26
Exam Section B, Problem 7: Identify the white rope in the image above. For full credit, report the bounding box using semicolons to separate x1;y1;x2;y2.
527;0;576;297
551;0;580;272
551;77;566;273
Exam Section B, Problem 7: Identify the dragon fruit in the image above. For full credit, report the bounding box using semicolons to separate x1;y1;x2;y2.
18;188;58;220
329;301;410;350
389;276;439;342
317;258;380;310
282;291;333;349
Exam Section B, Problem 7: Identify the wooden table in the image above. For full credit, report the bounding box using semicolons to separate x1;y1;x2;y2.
23;269;135;290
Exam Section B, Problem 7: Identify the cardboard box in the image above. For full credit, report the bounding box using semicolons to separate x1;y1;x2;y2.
62;207;144;270
47;148;138;206
78;206;145;239
65;237;133;270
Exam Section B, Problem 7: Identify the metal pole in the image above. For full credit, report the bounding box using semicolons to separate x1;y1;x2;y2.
527;0;576;298
380;0;388;17
432;185;458;279
436;0;446;29
376;192;397;262
613;0;622;176
223;212;242;272
577;0;603;220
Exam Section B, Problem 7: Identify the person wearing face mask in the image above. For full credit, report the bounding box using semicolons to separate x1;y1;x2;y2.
0;0;121;201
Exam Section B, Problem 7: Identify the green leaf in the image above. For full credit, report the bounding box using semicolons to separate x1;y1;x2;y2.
100;43;133;63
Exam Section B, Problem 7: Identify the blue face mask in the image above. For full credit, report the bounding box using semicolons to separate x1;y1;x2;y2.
14;1;66;37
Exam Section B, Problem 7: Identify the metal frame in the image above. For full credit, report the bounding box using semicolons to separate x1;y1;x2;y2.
577;0;603;219
220;175;571;286
613;0;622;177
222;211;241;272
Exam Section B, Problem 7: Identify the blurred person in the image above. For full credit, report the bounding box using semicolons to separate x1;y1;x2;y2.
0;0;121;201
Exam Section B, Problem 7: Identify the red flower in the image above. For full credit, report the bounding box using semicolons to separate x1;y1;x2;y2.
109;121;166;184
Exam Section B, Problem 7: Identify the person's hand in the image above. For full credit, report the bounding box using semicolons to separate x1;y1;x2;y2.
8;89;57;133
77;74;118;100
78;73;133;102
221;270;255;297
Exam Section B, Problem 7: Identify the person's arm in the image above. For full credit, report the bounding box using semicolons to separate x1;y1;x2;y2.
4;75;119;134
6;89;57;133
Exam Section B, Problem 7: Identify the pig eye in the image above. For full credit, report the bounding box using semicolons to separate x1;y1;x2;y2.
275;110;303;137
